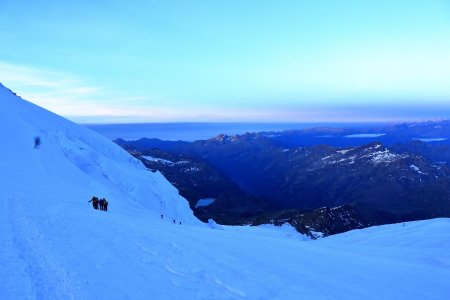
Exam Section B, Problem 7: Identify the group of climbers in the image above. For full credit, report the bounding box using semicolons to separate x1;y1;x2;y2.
88;196;109;211
86;196;188;227
88;198;181;224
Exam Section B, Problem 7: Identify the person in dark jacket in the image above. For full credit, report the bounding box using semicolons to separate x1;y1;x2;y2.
88;196;99;209
99;198;105;211
103;199;109;212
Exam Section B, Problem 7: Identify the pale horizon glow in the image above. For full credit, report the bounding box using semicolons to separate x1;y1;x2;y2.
1;1;450;123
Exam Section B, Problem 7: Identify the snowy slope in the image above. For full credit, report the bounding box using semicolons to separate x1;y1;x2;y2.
1;83;450;299
0;83;197;223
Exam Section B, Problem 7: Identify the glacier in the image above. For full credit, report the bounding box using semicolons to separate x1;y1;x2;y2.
0;83;450;299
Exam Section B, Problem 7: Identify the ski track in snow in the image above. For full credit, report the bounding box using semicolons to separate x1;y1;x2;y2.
4;195;78;299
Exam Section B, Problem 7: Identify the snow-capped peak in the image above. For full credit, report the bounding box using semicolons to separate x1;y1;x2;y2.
322;143;408;166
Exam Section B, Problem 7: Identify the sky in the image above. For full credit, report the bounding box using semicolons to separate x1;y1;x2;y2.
1;0;450;123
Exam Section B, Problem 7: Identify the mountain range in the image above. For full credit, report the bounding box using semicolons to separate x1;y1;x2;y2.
116;122;450;236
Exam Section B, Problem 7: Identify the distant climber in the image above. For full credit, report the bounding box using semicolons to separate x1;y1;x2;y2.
179;221;181;225
88;196;99;210
161;214;164;219
99;198;105;211
104;199;108;211
173;219;176;224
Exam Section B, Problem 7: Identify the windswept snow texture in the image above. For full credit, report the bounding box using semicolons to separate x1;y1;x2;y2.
1;83;450;299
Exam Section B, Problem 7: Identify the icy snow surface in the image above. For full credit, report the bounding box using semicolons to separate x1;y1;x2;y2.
368;149;405;164
1;83;450;299
142;155;175;165
409;164;428;175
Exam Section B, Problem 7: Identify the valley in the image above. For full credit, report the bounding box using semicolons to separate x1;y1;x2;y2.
116;122;450;236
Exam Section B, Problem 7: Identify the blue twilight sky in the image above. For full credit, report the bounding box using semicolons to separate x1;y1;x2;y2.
1;0;450;123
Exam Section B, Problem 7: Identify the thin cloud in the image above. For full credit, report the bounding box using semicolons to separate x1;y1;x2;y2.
1;61;448;124
0;62;80;88
0;62;142;119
